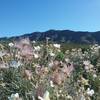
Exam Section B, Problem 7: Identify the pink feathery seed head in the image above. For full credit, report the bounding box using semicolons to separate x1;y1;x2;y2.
0;63;9;69
24;69;32;80
68;63;74;71
52;71;65;85
53;60;60;66
61;63;74;76
20;38;30;45
36;85;45;98
52;60;60;71
14;38;34;60
14;38;31;49
21;45;33;55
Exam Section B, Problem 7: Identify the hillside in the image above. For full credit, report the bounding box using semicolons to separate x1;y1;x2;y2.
1;30;100;44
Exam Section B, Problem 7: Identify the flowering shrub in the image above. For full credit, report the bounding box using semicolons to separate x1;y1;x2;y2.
0;39;100;100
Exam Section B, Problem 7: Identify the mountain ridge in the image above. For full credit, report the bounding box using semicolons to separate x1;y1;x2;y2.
0;29;100;44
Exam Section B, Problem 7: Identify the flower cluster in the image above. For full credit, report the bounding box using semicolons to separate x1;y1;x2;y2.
0;38;100;100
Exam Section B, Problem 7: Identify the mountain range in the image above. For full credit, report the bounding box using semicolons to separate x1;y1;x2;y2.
1;30;100;44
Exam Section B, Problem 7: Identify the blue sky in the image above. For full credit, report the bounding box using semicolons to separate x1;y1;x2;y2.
0;0;100;37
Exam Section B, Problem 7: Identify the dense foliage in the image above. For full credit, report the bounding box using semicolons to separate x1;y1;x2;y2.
0;38;100;100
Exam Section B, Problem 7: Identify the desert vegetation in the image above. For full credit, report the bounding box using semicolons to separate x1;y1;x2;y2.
0;38;100;100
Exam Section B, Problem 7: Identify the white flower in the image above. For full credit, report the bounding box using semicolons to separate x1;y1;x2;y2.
65;50;69;54
49;52;55;57
86;88;94;96
89;64;94;69
72;49;76;51
84;66;89;70
93;74;97;78
38;91;50;100
0;63;9;69
48;62;54;67
50;81;54;87
65;58;70;63
98;46;100;49
14;93;19;98
8;42;14;47
43;91;50;100
35;64;41;68
67;95;73;100
8;93;19;100
83;61;90;66
10;60;21;68
80;95;86;100
59;90;62;93
34;53;39;59
34;46;41;51
38;96;44;100
32;96;35;100
84;64;94;72
57;49;61;52
32;41;36;44
0;51;6;57
53;44;60;48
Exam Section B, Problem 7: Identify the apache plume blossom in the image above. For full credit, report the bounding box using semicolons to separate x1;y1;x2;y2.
14;38;34;60
24;69;32;80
